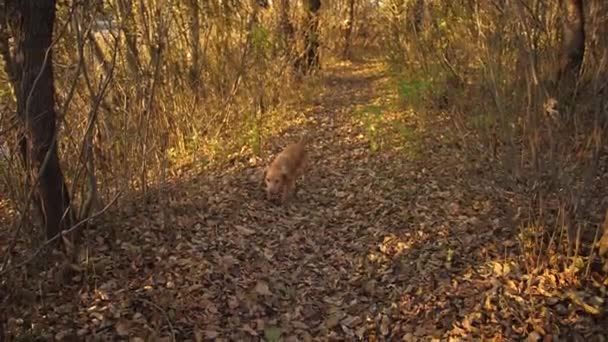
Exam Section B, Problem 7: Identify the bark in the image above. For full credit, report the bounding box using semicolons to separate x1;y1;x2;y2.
115;0;140;76
278;0;294;48
256;0;269;8
87;31;111;73
0;9;17;85
6;0;72;240
413;0;426;33
303;0;321;73
187;0;201;87
343;0;355;59
558;0;585;84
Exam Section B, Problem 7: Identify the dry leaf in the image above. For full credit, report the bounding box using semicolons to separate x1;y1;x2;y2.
325;314;340;329
380;315;390;336
235;225;255;235
115;320;130;336
241;323;258;336
205;330;220;339
527;331;541;342
255;281;272;296
341;315;362;327
194;328;204;342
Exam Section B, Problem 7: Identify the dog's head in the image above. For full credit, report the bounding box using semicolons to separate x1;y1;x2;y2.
264;164;288;198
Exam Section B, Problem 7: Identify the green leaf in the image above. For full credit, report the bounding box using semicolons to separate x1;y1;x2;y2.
264;326;282;342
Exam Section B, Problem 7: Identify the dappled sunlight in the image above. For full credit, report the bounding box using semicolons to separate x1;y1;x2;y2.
380;249;607;339
352;105;422;159
377;234;414;257
2;0;608;339
0;198;15;222
4;56;605;339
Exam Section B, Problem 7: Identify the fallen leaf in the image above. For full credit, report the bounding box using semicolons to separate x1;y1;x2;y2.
205;330;220;339
115;320;130;336
264;326;282;342
235;225;255;235
380;315;390;336
403;332;415;342
255;281;272;296
341;315;362;327
241;323;258;336
527;331;541;342
325;314;340;329
194;328;204;342
335;191;348;198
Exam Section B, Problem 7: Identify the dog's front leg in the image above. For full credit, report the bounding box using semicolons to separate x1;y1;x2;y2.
281;178;296;204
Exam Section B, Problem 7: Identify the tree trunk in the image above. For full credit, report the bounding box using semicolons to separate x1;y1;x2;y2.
7;0;72;241
278;0;294;49
115;0;140;77
303;0;321;73
343;0;355;59
412;0;426;33
0;12;17;85
187;0;201;88
558;0;585;84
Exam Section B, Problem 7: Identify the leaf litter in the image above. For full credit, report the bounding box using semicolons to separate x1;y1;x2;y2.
3;60;608;341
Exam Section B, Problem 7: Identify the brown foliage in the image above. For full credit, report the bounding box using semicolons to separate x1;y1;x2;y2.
1;0;607;340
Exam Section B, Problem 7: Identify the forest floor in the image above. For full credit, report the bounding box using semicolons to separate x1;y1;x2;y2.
4;58;608;341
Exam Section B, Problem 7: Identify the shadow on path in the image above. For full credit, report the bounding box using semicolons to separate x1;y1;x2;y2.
8;58;592;341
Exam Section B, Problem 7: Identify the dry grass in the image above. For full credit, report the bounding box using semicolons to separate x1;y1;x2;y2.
376;1;608;284
1;1;607;339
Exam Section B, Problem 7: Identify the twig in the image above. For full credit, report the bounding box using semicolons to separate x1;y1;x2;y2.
137;298;176;342
1;0;79;271
0;192;121;276
70;15;119;219
585;219;602;278
1;130;59;270
0;119;19;138
216;8;258;132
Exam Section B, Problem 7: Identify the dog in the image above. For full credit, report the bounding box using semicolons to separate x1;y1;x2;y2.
264;135;309;204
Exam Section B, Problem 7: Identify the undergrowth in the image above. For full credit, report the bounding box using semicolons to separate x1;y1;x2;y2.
377;0;608;287
354;102;421;159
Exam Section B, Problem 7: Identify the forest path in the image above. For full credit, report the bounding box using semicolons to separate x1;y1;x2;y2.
109;59;511;340
23;58;599;341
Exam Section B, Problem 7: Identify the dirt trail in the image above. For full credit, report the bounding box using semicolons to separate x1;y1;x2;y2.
11;59;606;341
123;60;505;340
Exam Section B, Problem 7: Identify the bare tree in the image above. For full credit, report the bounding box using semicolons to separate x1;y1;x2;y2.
557;0;585;85
343;0;355;59
115;0;140;77
278;0;294;49
187;0;201;87
303;0;322;73
3;0;73;241
412;0;426;33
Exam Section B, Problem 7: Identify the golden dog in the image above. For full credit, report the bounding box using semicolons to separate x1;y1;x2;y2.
264;136;308;203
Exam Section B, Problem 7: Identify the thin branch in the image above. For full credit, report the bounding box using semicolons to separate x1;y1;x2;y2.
0;191;121;276
1;2;80;269
68;8;119;219
136;298;176;342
